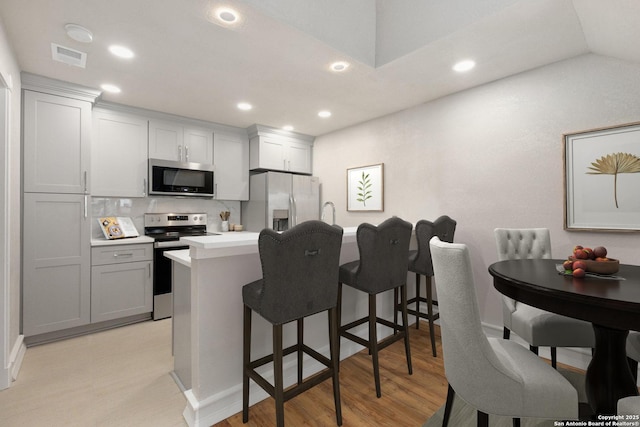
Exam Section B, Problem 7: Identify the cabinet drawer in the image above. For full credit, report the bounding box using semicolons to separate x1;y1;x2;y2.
91;244;152;265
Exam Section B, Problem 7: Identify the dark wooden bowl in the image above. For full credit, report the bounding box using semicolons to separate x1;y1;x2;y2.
571;257;620;275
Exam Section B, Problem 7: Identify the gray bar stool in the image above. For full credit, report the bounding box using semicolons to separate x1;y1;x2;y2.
400;215;456;357
337;216;413;398
242;220;344;427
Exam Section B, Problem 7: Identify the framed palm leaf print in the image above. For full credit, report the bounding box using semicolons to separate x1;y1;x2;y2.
564;122;640;231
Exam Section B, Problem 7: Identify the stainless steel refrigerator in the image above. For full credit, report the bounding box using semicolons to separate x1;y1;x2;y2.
242;171;320;231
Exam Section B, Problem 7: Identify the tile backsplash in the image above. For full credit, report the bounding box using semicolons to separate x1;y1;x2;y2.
91;197;241;239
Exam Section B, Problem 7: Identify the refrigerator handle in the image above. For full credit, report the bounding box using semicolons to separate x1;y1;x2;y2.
290;194;296;227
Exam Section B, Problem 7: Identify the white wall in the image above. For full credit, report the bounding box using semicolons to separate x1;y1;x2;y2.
313;53;640;328
0;18;22;388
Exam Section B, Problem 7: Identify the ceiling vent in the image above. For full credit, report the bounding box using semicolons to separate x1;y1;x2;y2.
51;43;87;68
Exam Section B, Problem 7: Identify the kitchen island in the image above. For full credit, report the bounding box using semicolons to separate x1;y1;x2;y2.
166;228;413;427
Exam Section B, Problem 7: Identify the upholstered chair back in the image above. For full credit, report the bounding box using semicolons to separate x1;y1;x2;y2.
494;228;552;261
409;216;457;276
256;220;343;325
353;216;413;294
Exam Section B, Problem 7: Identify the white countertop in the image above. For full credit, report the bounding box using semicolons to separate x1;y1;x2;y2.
91;235;155;246
176;226;358;261
164;249;191;267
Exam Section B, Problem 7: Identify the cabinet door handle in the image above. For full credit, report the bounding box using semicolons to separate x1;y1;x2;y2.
113;252;133;258
214;183;218;198
83;171;88;194
178;145;183;161
148;263;151;277
185;146;189;162
84;195;88;219
143;178;147;197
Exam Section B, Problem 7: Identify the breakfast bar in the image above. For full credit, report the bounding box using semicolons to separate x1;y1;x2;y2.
166;227;408;427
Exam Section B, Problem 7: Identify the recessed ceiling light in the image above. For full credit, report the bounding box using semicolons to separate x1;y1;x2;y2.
109;45;134;59
65;24;93;43
101;84;121;93
453;59;476;72
216;8;239;23
283;125;294;131
318;110;332;118
237;102;253;111
330;61;350;72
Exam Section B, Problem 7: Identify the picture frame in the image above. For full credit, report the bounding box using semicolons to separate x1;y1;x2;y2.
347;163;384;212
564;122;640;232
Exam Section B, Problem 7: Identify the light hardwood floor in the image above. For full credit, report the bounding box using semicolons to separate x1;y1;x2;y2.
216;322;448;427
0;319;187;427
0;318;449;427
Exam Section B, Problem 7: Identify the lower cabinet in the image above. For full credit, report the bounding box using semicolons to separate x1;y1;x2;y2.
91;244;153;323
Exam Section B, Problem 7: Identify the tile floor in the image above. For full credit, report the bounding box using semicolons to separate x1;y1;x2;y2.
0;319;188;427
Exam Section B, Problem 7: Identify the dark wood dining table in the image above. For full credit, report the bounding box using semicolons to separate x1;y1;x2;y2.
488;259;640;416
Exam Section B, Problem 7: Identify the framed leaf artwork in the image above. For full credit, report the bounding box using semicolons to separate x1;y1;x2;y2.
347;163;384;212
564;122;640;231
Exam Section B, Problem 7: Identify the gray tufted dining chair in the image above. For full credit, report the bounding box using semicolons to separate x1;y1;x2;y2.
242;220;344;427
430;237;579;427
494;228;595;368
338;216;413;398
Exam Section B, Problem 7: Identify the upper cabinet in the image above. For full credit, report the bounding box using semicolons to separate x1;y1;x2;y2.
248;124;314;175
213;128;249;201
92;109;149;198
149;119;213;164
22;90;92;194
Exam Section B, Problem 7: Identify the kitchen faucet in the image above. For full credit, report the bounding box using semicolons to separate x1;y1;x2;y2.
321;201;336;225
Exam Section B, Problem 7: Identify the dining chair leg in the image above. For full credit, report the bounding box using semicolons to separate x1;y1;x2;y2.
425;276;437;357
551;347;557;369
329;307;343;426
503;327;511;340
442;384;455;427
477;410;489;427
415;273;421;329
274;324;285;427
530;345;539;355
242;305;252;423
400;284;413;374
513;418;521;427
297;318;304;384
369;294;382;398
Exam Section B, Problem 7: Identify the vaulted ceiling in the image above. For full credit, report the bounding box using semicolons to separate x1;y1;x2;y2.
1;0;639;136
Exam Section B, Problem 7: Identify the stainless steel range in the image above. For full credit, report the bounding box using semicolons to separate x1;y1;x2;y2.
144;213;216;320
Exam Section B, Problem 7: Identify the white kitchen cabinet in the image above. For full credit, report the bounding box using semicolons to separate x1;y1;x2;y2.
149;119;213;164
23;90;92;194
91;243;153;323
213;128;249;200
248;124;314;174
92;109;149;197
22;193;91;337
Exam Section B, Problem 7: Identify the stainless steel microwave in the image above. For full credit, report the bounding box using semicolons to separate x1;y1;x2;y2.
149;159;215;197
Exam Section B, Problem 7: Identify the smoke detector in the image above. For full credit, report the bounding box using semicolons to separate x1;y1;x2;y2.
51;43;87;68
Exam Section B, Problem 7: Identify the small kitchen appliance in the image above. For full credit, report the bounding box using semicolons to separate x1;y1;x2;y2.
144;213;217;319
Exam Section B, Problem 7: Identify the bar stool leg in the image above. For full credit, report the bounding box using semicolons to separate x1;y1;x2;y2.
425;276;437;357
274;324;285;427
401;284;413;374
337;283;343;371
415;273;421;329
329;307;343;425
242;305;251;423
297;318;304;384
369;294;382;398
